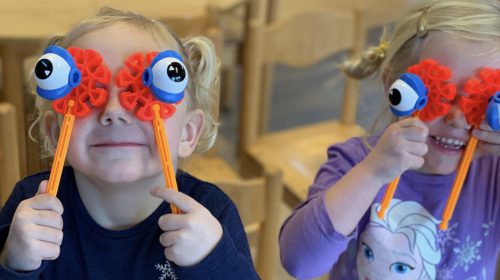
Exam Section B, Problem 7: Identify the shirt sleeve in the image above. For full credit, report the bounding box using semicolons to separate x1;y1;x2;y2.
176;200;259;280
279;137;369;279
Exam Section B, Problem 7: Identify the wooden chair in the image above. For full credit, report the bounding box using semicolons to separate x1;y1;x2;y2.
0;103;21;207
215;169;283;280
255;0;411;133
239;9;366;207
165;5;242;182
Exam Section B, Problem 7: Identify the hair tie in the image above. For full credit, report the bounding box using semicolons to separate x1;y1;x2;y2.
376;41;389;58
416;8;429;38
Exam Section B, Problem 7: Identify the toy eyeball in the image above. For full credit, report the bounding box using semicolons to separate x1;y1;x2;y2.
35;46;81;100
142;50;188;103
486;92;500;131
388;73;428;116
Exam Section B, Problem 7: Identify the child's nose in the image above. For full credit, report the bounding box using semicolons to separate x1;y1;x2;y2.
443;105;471;129
99;88;133;126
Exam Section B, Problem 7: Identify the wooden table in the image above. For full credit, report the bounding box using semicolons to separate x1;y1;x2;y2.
0;0;245;177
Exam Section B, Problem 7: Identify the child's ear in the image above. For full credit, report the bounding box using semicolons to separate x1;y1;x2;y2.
178;109;205;158
44;111;60;150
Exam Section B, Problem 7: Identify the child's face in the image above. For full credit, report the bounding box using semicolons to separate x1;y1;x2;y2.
47;23;202;185
415;33;500;174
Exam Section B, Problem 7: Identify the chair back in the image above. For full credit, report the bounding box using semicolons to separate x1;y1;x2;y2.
240;9;361;148
0;103;21;206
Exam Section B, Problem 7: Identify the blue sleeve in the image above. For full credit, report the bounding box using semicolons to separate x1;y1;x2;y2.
176;200;259;279
0;182;44;279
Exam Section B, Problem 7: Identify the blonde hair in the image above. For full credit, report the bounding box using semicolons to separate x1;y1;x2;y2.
30;7;220;157
341;0;500;138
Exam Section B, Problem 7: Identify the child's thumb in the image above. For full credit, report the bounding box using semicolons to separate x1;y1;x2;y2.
37;180;48;195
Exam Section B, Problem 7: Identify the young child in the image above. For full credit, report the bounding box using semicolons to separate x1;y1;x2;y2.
279;0;500;279
0;8;258;280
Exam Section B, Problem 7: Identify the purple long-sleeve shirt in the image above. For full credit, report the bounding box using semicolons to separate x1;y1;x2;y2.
280;136;500;280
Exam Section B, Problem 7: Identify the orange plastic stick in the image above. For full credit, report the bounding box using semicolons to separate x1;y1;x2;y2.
440;135;478;230
377;176;400;219
152;104;181;214
47;100;75;196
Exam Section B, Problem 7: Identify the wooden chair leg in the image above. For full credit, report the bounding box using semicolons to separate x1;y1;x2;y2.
256;168;283;280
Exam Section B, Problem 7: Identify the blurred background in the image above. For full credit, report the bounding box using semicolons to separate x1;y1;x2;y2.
3;1;494;280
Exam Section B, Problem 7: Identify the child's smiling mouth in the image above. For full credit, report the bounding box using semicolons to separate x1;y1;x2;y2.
91;142;147;148
429;135;467;153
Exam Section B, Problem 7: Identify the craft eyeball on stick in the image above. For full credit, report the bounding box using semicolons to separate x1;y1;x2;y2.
116;50;188;214
377;72;428;219
440;69;500;230
34;46;110;196
378;59;456;219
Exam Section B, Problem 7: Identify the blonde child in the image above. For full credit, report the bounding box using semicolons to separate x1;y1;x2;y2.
279;0;500;279
0;8;258;279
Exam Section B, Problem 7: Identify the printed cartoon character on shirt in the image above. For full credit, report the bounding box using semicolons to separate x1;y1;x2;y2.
356;199;441;280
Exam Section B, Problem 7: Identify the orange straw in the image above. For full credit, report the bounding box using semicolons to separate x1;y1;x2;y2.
152;104;181;214
377;176;400;219
439;135;478;230
47;100;75;196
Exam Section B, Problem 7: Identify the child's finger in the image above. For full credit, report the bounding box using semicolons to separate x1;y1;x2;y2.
150;187;199;213
36;180;48;195
479;120;494;131
32;225;64;246
477;142;500;156
31;210;64;230
398;117;427;129
406;153;425;170
400;126;429;142
473;128;500;145
158;214;185;231
159;230;182;248
406;142;428;157
36;240;61;261
29;195;64;215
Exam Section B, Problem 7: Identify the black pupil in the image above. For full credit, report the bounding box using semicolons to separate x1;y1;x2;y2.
389;88;402;105
167;62;185;82
35;59;53;79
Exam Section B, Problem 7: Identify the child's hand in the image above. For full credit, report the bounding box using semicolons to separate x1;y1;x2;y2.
151;187;223;267
363;117;429;184
0;180;64;271
473;120;500;158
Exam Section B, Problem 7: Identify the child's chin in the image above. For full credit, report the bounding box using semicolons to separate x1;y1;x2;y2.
421;162;459;175
93;164;147;183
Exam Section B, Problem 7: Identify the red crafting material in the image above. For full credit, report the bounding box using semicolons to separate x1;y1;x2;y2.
408;59;457;122
116;52;179;121
459;68;500;126
52;48;110;117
